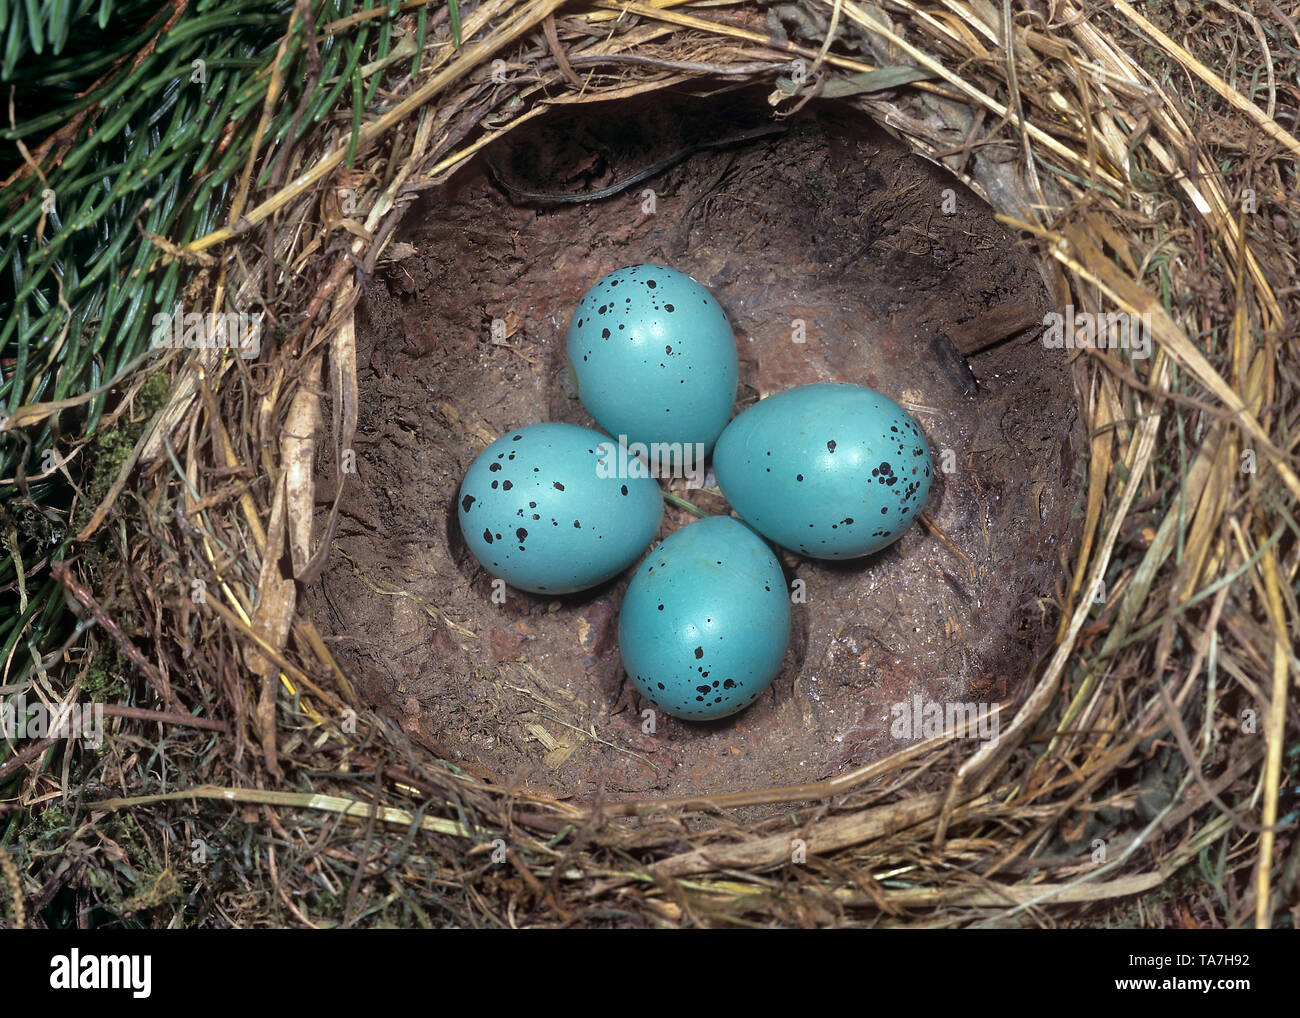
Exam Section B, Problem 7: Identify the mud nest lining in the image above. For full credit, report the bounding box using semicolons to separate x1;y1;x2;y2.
308;94;1084;806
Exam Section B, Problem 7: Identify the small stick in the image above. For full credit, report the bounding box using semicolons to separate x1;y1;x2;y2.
918;511;972;566
0;738;60;782
542;14;585;92
49;561;179;712
99;704;228;733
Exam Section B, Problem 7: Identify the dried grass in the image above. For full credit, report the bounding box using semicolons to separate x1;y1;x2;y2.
2;0;1296;928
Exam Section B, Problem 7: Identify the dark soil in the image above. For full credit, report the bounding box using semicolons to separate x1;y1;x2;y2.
303;91;1083;806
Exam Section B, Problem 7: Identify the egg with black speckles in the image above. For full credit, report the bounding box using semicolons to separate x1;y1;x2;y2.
712;382;932;559
566;264;738;453
458;423;663;594
619;516;790;721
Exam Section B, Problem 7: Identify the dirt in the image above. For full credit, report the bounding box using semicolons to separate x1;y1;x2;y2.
303;91;1084;807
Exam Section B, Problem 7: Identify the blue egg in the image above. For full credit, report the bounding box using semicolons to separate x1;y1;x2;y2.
566;265;738;454
619;516;790;721
458;423;663;593
712;382;932;559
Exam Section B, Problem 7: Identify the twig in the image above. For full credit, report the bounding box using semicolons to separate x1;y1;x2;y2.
918;511;972;567
543;14;585;92
0;738;60;782
48;562;179;712
99;704;228;733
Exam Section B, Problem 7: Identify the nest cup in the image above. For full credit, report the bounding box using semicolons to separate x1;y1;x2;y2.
5;0;1297;928
317;88;1085;802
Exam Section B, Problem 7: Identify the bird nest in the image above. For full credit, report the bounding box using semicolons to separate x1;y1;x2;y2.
1;0;1297;928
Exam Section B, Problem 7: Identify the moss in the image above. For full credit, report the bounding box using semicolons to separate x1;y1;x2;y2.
38;805;69;831
308;889;344;924
106;812;143;854
119;868;182;914
75;371;172;530
81;656;128;702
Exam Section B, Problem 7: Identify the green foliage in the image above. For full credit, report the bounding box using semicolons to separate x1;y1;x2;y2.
75;370;170;528
38;804;69;832
80;654;129;701
1;0;121;79
0;0;404;727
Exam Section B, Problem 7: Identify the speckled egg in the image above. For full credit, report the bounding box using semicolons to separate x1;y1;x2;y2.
566;265;738;453
712;382;932;559
619;516;790;721
458;423;663;594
